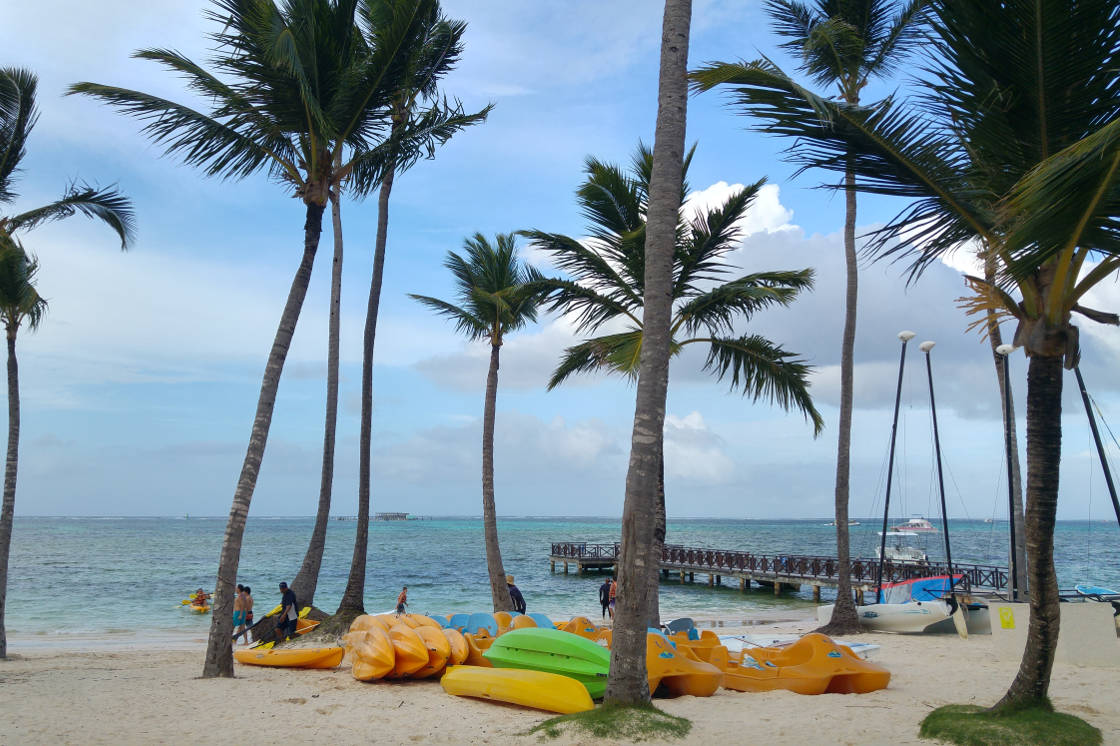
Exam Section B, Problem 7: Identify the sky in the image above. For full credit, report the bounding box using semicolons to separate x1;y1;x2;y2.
3;0;1119;520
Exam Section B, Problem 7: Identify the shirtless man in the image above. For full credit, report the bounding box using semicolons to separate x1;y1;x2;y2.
233;585;247;643
396;586;408;617
242;586;254;642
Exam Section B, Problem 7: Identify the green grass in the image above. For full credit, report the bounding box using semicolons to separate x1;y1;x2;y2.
529;704;691;742
920;704;1101;746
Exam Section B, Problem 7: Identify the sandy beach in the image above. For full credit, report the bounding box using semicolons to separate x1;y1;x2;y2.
3;617;1118;745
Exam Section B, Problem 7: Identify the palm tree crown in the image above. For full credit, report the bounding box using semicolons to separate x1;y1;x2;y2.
0;238;46;337
410;233;543;345
1;68;134;247
522;143;823;433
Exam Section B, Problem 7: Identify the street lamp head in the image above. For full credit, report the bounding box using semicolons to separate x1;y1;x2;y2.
996;344;1015;356
919;340;936;353
898;330;916;342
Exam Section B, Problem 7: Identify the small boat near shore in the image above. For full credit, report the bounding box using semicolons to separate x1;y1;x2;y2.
890;517;937;533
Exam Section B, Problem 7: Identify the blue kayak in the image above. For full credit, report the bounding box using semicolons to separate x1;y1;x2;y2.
467;612;498;636
447;612;470;631
1075;583;1120;599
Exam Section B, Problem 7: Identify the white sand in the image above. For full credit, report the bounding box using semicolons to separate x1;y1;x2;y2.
2;619;1117;745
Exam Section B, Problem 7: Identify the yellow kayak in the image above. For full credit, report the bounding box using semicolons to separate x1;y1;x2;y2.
441;665;593;714
189;604;211;614
234;646;344;669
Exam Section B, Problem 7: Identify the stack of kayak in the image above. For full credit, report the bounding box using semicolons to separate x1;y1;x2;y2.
343;613;469;681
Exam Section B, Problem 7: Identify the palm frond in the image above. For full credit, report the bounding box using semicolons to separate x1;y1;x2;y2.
694;333;823;435
676;180;763;294
408;293;487;340
547;330;650;389
7;183;135;248
0;67;39;203
675;269;814;336
0;237;47;333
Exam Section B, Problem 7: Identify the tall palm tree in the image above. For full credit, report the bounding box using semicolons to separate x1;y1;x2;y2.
587;0;694;706
410;234;542;612
72;0;442;677
0;241;47;660
523;144;824;630
0;68;134;659
332;3;490;621
750;0;929;634
691;0;1120;710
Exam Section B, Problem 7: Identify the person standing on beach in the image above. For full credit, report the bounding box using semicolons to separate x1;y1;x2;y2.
239;586;254;644
599;578;611;618
608;578;617;620
277;582;298;642
506;575;526;614
232;584;245;640
396;586;408;617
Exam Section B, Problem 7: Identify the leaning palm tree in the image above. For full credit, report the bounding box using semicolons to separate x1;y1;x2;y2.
410;234;542;612
0;68;133;660
72;0;442;677
691;0;1120;712
331;3;491;621
0;240;47;660
756;0;929;634
524;143;823;632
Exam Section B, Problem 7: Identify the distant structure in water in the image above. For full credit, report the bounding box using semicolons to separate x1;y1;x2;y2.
375;512;409;521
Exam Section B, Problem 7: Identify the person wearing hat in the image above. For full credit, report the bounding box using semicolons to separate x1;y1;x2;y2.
276;581;298;642
506;574;526;614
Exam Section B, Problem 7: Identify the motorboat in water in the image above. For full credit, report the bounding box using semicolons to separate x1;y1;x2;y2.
890;516;937;533
826;520;861;527
876;531;928;563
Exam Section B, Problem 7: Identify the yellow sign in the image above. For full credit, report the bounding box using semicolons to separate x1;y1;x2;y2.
999;607;1016;629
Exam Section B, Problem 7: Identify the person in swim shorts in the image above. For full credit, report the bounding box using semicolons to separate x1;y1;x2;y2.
233;585;248;643
396;586;408;616
608;578;617;619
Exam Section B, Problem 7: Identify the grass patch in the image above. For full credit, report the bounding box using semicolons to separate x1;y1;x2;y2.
529;704;691;742
920;704;1101;746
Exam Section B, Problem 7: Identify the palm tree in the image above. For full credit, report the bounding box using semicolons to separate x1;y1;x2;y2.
748;0;929;634
332;3;491;621
0;240;47;660
691;0;1120;710
72;0;443;677
523;143;824;630
410;234;542;612
0;68;133;659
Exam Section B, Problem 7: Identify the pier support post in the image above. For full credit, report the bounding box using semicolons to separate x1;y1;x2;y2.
855;589;864;605
576;563;583;576
550;561;555;573
739;577;745;592
563;562;568;574
774;581;781;596
689;572;695;583
812;585;820;603
708;574;714;587
716;575;721;586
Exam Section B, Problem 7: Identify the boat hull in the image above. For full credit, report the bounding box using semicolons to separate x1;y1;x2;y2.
441;665;593;714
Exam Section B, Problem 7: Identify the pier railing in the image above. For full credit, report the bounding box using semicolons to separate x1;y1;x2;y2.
549;541;1009;592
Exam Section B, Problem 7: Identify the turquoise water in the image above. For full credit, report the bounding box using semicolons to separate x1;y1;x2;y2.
7;516;1119;642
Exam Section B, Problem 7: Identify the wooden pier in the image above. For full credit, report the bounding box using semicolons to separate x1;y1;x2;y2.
549;542;1008;602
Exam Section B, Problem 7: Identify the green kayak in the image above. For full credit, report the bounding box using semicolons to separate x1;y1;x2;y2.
483;628;611;698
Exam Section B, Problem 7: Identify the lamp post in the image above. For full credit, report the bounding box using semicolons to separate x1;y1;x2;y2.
996;344;1019;602
876;330;916;603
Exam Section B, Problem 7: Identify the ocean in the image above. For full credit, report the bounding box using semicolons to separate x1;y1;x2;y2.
7;516;1119;647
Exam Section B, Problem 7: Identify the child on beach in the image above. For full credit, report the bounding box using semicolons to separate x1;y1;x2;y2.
396;586;408;616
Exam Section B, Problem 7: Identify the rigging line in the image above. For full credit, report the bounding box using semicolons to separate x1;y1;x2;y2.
1087;436;1093;578
1088;391;1120;453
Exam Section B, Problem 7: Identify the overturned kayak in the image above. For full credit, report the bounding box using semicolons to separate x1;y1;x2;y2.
441;665;593;714
234;646;344;669
719;633;890;695
484;628;610;698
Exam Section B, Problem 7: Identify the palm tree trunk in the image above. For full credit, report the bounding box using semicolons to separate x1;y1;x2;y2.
483;342;514;612
821;164;860;633
604;0;692;706
0;332;20;659
994;353;1063;710
644;449;665;629
985;258;1028;596
291;192;344;607
336;167;395;618
202;201;325;678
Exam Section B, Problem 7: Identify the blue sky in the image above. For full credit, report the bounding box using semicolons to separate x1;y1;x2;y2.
3;0;1120;520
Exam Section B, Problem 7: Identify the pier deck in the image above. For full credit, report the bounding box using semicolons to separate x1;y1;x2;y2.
549;541;1008;602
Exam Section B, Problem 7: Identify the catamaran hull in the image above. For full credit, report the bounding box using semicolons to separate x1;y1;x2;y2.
818;600;953;633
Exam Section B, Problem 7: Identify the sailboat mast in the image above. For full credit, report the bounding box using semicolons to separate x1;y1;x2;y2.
997;345;1020;601
877;330;916;602
922;341;957;602
1073;365;1120;528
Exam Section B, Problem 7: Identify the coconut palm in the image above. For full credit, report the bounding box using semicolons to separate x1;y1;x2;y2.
332;4;491;621
691;0;1120;710
0;68;133;659
750;0;929;634
524;143;823;631
72;0;443;677
0;240;47;660
410;234;542;612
